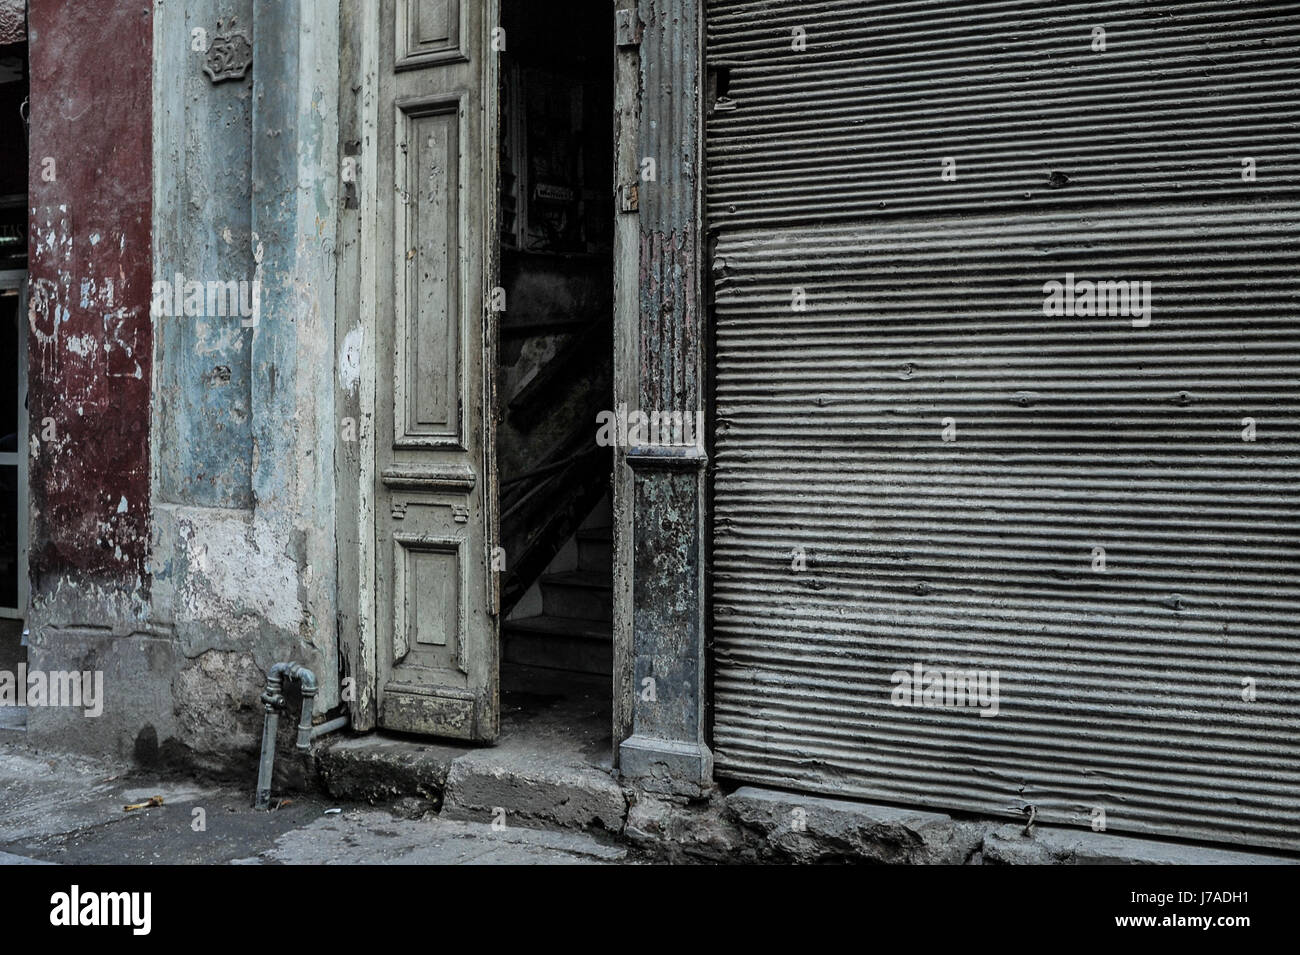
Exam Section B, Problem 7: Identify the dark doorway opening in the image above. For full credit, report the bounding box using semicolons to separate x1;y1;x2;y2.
495;0;614;740
0;30;28;732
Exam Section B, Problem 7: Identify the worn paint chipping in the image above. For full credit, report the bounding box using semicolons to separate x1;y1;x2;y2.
27;0;153;593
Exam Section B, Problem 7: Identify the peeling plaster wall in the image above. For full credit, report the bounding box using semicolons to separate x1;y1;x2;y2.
244;0;341;705
23;0;341;768
27;0;152;596
24;0;158;754
148;0;341;758
153;1;255;509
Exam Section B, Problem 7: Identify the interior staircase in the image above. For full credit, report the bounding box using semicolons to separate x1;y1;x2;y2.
495;244;614;678
502;500;612;676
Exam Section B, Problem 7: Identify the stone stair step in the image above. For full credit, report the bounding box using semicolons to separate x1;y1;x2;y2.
503;614;612;675
576;526;612;573
539;571;612;622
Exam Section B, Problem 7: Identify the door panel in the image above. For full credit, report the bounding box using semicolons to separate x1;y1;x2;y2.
375;0;498;740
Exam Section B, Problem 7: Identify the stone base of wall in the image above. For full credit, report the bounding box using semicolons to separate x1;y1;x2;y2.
23;629;316;783
626;788;1294;865
311;732;1296;865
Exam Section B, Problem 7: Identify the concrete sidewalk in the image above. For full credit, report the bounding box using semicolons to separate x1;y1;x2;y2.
0;740;632;865
3;663;1294;866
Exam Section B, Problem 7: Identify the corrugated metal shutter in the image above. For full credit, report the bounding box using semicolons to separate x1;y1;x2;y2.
707;0;1300;851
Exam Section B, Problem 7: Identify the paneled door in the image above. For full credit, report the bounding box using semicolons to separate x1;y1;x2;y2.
374;0;499;740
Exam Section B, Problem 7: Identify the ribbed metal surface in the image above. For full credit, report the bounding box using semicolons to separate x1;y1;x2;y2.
707;3;1300;851
706;0;1300;229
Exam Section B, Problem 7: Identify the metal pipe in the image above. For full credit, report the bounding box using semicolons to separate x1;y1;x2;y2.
311;715;350;740
289;664;318;752
253;662;319;810
254;708;279;811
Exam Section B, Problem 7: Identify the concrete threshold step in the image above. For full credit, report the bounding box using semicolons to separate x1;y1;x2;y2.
316;733;626;837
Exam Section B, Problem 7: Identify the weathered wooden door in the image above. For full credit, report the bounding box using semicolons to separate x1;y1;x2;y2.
374;0;499;740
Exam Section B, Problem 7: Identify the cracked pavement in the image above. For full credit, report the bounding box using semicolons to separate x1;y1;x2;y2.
0;739;633;865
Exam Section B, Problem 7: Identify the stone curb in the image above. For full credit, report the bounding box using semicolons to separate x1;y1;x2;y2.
313;737;1298;865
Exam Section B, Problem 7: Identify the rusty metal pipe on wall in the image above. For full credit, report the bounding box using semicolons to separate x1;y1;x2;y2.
254;662;318;810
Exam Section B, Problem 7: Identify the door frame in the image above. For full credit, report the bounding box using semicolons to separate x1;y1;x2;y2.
0;269;28;621
335;0;706;768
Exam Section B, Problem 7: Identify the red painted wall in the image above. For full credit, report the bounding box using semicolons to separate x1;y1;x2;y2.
26;1;152;590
